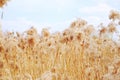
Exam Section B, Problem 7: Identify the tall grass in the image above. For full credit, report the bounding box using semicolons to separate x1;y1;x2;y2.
0;10;120;80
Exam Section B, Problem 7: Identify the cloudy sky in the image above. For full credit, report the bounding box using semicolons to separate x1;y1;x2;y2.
0;0;120;33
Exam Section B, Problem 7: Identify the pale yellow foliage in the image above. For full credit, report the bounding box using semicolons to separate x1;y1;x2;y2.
109;10;120;21
0;0;8;7
0;10;120;80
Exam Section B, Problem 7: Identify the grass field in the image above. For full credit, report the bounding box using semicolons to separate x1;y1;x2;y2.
0;10;120;80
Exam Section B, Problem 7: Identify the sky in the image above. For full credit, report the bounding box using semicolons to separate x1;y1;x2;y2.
0;0;120;33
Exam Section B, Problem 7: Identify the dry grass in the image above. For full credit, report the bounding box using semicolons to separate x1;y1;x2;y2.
0;0;8;7
0;10;120;80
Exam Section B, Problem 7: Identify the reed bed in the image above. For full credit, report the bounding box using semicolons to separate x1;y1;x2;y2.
0;10;120;80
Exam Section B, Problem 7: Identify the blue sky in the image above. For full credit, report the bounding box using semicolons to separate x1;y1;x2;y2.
0;0;120;33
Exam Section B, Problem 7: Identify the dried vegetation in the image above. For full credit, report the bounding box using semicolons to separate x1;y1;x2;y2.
0;0;8;7
0;10;120;80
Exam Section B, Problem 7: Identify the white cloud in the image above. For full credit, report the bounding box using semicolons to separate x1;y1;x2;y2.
83;16;110;27
2;0;119;33
78;3;115;26
79;3;114;14
84;16;101;25
1;17;72;33
1;18;41;32
8;0;75;12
